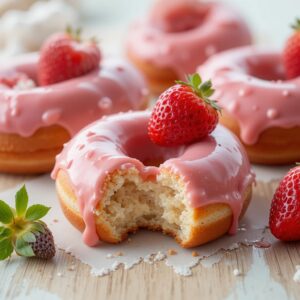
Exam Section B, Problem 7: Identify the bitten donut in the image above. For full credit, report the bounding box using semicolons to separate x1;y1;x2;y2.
52;111;254;248
126;0;252;94
0;54;147;174
199;47;300;165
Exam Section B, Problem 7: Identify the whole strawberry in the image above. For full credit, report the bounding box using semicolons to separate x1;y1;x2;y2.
38;27;101;86
269;165;300;241
0;185;55;260
148;73;221;146
283;19;300;79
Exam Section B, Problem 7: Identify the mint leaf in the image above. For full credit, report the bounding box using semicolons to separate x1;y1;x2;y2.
22;232;36;243
0;200;14;224
15;237;34;257
25;205;50;221
15;185;28;217
0;238;13;260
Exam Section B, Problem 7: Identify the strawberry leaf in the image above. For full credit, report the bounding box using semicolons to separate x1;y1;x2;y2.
0;227;12;239
15;185;28;217
15;237;34;257
0;200;14;224
176;73;221;112
292;18;300;31
191;73;201;88
0;237;13;260
25;205;50;221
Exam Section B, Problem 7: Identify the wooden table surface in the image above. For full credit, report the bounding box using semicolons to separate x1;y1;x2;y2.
0;175;299;300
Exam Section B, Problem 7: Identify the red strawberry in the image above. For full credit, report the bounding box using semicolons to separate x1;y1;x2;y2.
38;27;101;86
269;165;300;241
148;73;221;146
283;19;300;79
0;71;30;88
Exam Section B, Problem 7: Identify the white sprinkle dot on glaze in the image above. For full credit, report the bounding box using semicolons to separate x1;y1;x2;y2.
266;108;279;119
282;90;290;97
205;45;217;57
42;109;61;125
228;101;239;113
98;97;112;110
199;189;206;197
85;150;95;160
141;88;149;97
11;107;20;117
238;89;246;97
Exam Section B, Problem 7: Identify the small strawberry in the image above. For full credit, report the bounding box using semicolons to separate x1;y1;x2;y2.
148;73;221;146
283;19;300;79
269;165;300;241
38;26;101;86
0;185;55;260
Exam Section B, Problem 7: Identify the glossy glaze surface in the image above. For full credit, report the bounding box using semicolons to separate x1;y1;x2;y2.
0;54;147;137
199;47;300;144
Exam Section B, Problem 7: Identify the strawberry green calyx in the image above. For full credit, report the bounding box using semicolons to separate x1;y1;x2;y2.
176;73;221;112
66;25;82;42
291;18;300;31
66;25;98;44
0;185;53;260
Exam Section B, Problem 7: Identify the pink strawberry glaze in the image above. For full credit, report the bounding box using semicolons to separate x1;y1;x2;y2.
199;47;300;145
126;0;251;79
0;53;147;137
52;111;255;246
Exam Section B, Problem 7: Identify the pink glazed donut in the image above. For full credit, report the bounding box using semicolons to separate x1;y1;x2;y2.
52;111;254;248
126;0;252;95
0;54;148;174
199;46;300;165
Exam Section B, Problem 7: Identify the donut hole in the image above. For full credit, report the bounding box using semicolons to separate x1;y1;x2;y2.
152;3;210;33
246;57;286;81
123;134;185;167
99;168;193;242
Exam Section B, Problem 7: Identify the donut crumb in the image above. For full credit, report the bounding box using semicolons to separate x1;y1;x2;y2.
192;251;199;257
115;251;123;257
168;249;177;256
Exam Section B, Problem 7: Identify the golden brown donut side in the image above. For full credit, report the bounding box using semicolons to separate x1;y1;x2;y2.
220;111;300;165
56;169;252;248
0;125;70;174
127;51;178;96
